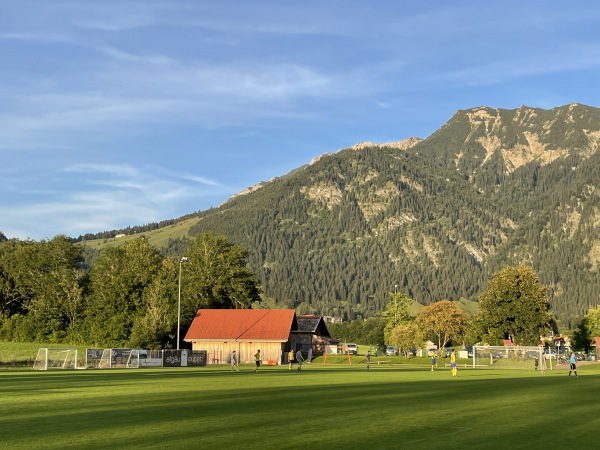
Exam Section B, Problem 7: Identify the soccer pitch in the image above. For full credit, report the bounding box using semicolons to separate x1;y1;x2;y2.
1;363;598;449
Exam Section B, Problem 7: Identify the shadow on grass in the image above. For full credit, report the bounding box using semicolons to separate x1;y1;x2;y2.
1;365;599;449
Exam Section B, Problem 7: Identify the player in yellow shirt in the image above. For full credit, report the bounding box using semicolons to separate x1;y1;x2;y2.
450;349;457;377
254;349;261;372
288;348;294;370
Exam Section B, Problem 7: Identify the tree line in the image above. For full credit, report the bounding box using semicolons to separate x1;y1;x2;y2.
329;265;555;354
0;233;261;348
1;228;574;354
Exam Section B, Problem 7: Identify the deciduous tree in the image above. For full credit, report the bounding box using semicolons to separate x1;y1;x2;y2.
182;233;262;321
129;258;178;349
415;299;467;351
82;237;162;346
477;265;550;345
0;236;83;341
390;322;424;358
573;306;600;351
382;290;411;344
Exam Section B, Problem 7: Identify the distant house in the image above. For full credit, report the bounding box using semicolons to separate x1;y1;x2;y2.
552;335;568;351
591;337;600;356
293;314;333;353
425;341;437;355
322;315;343;324
184;309;297;365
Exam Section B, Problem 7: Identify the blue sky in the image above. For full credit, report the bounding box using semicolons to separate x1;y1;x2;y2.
2;1;600;240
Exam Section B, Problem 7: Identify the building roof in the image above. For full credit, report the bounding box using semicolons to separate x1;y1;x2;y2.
294;314;331;337
184;309;296;342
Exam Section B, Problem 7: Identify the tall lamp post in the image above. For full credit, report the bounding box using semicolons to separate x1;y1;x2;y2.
394;284;398;327
177;257;188;350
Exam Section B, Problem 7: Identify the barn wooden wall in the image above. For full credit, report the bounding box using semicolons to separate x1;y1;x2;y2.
190;341;286;365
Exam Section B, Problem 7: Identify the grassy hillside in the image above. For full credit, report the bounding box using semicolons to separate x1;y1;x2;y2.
79;217;200;251
456;297;478;316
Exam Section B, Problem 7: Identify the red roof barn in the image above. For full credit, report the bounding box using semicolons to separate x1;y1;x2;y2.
184;309;297;365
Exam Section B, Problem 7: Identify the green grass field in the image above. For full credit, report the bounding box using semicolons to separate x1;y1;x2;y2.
1;360;598;450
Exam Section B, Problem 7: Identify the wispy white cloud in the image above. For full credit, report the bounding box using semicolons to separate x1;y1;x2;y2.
62;163;224;189
0;50;360;150
0;195;159;240
2;1;600;241
63;163;141;178
0;3;401;154
0;161;234;239
74;15;156;32
95;46;174;66
157;168;222;187
0;32;74;43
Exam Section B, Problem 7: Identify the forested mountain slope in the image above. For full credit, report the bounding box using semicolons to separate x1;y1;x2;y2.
169;103;600;328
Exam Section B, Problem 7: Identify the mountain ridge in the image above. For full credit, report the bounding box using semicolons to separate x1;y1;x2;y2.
81;103;600;328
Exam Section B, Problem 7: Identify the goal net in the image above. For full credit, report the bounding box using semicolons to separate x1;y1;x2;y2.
98;348;141;368
33;348;78;370
472;345;544;370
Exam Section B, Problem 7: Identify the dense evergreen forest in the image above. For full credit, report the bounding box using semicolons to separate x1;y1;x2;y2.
178;103;600;329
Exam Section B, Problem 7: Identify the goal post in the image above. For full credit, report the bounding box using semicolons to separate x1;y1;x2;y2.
98;348;142;368
33;348;78;370
322;345;353;365
472;345;544;370
126;349;140;368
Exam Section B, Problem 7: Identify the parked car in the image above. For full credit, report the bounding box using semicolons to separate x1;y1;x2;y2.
386;346;398;356
345;343;358;355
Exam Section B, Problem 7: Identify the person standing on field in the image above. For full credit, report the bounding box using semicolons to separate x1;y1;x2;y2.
569;352;578;377
296;349;304;373
450;349;457;377
254;349;261;372
365;350;371;370
288;348;294;371
231;350;239;371
431;352;437;371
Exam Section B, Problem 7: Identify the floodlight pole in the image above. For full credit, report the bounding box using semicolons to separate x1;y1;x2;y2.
394;284;398;327
177;257;188;350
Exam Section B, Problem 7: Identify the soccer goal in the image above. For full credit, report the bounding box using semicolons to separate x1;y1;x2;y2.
33;348;78;370
472;345;544;370
98;348;141;368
